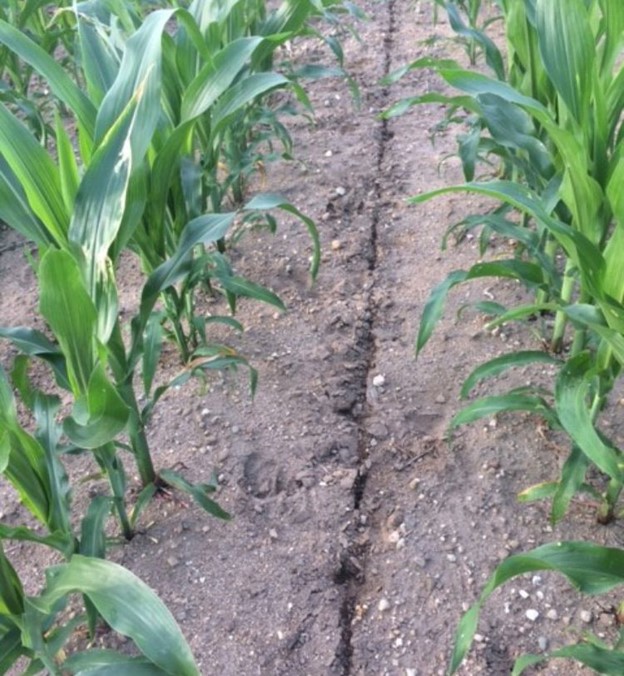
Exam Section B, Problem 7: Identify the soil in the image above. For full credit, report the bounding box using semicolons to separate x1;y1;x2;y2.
1;1;624;675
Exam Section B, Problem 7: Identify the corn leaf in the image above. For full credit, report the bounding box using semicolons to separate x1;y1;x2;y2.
159;469;230;520
245;193;321;278
461;351;560;399
32;555;199;676
555;352;623;482
64;366;130;449
0;103;67;245
536;0;594;126
39;249;96;394
513;643;624;675
451;392;557;429
551;445;590;523
63;649;172;674
0;19;96;138
0;543;23;616
449;541;624;674
0;158;50;247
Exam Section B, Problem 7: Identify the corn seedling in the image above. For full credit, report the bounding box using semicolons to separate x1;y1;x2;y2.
387;0;624;526
449;541;624;674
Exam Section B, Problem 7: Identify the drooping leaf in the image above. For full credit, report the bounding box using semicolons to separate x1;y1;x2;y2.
32;555;199;676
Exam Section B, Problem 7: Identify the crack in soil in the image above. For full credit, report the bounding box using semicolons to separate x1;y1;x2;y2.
332;1;397;673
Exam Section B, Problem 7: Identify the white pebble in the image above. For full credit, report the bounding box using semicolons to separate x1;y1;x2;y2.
546;609;558;620
580;610;593;623
526;609;539;622
518;589;530;599
378;598;391;612
372;374;386;387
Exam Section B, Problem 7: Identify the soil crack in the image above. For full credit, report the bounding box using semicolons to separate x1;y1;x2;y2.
332;1;397;673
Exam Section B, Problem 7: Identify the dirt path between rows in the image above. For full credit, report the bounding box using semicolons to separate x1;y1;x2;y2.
2;1;624;675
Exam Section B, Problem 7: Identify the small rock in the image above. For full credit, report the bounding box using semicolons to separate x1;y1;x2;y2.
405;670;417;676
167;556;179;568
446;554;457;563
538;636;549;651
580;610;593;624
435;394;447;404
546;609;559;621
335;186;347;196
372;374;386;388
378;598;391;612
269;528;278;540
413;555;427;569
525;609;539;622
518;589;530;599
474;633;485;643
331;239;342;251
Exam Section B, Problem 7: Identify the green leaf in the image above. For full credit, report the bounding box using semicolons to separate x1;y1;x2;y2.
451;392;557;429
449;541;624;673
35;556;199;675
39;249;97;394
244;193;321;278
536;0;594;125
180;36;264;122
142;312;164;398
0;19;96;138
551;445;590;523
0;542;24;616
139;213;235;332
461;351;560;398
64;366;130;449
555;352;623;482
64;649;172;674
79;496;112;559
159;469;230;520
219;276;286;312
0;103;67;245
416;270;468;355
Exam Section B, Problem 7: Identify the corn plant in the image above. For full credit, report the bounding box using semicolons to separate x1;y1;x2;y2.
387;0;624;525
449;541;624;674
0;547;199;674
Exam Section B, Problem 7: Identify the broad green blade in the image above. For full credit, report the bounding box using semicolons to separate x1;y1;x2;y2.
449;541;624;673
79;496;112;559
64;366;130;449
555;352;623;482
218;275;286;311
0;103;67;245
244;193;321;278
0;327;69;390
33;391;72;535
69;88;142;313
96;9;174;159
39;249;96;394
55;111;79;215
159;469;230;520
34;555;199;676
451;393;557;429
416;270;468;355
139;212;235;329
142;312;164;398
551;445;590;523
0;157;51;246
536;0;593;125
0;542;23;616
514;642;624;675
461;351;560;399
180;36;263;122
64;648;171;674
0;19;96;138
0;524;72;556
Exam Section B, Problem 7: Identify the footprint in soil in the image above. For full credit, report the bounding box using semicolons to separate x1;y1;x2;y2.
241;452;285;498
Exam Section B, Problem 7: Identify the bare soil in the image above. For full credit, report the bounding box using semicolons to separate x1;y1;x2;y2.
2;2;624;675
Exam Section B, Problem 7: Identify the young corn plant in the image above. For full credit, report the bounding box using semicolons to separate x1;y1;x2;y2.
389;1;624;671
390;0;624;525
0;367;199;674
